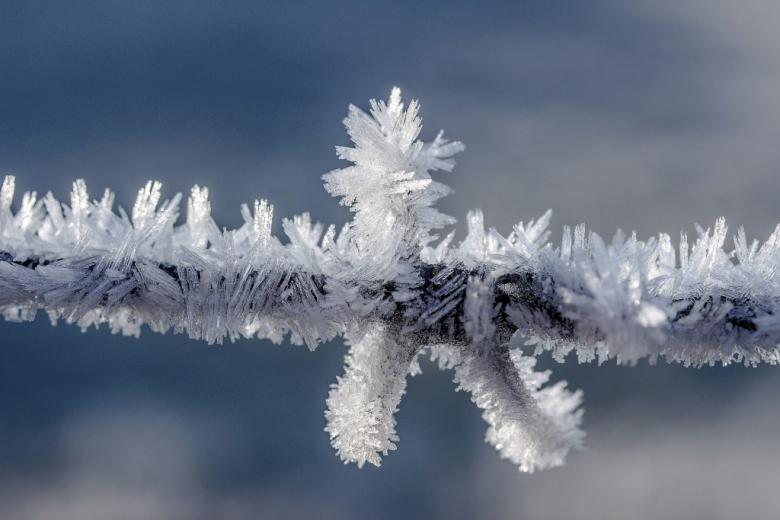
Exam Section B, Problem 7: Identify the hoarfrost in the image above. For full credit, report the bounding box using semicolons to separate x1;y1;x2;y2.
1;88;778;471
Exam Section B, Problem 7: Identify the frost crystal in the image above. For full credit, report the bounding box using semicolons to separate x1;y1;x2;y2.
325;324;413;468
1;88;779;471
322;86;463;282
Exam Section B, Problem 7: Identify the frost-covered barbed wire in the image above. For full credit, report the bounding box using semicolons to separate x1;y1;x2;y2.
1;88;779;472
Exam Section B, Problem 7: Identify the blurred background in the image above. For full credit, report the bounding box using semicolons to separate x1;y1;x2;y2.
2;1;780;518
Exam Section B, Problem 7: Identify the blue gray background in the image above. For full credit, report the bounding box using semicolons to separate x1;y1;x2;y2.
2;1;780;518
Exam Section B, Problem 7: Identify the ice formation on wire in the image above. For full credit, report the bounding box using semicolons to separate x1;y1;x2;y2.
0;88;779;472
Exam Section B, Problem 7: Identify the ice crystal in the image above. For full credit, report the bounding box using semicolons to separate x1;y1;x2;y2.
325;324;413;468
0;88;778;471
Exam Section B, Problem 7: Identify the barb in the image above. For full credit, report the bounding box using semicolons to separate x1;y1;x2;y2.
1;88;778;472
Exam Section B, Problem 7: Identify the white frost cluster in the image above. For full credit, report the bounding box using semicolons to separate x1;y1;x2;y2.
324;324;411;468
1;88;779;472
322;87;463;282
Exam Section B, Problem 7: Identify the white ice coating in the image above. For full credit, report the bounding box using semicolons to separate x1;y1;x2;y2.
0;88;778;472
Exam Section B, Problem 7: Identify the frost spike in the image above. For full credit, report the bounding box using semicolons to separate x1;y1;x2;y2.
185;185;212;250
452;340;584;473
324;325;415;468
0;176;14;214
253;199;273;246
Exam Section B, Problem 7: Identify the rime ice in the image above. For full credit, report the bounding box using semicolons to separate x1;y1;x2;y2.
1;88;778;472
